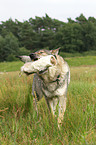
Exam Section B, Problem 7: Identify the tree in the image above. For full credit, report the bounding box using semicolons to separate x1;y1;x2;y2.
0;36;5;61
76;14;96;51
76;14;87;24
19;21;41;50
0;33;19;61
0;14;96;62
55;22;84;52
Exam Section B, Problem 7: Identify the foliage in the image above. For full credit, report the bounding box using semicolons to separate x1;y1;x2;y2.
0;14;96;61
18;47;31;56
0;33;19;61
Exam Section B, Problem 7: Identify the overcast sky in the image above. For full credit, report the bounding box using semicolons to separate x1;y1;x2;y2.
0;0;96;22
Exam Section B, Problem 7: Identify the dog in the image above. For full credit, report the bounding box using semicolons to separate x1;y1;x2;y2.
18;48;70;126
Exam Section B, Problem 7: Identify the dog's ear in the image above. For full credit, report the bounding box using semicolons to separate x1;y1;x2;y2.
16;55;31;63
50;47;61;55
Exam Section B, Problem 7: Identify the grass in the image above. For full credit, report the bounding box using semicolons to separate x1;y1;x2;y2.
65;56;96;67
0;61;23;72
0;56;96;144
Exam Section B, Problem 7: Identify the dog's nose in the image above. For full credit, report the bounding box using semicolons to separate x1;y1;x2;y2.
29;53;36;59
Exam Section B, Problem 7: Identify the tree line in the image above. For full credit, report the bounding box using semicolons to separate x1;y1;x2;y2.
0;13;96;61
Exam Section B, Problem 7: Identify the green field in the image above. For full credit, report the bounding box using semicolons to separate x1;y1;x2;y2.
0;56;96;144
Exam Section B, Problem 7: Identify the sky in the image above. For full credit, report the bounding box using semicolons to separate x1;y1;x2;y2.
0;0;96;23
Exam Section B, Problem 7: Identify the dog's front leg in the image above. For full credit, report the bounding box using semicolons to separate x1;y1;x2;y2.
57;95;67;125
48;97;59;117
48;96;67;127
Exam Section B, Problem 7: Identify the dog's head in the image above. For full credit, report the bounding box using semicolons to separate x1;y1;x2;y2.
18;48;61;76
29;48;60;61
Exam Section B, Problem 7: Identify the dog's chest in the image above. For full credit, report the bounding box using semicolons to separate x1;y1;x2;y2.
43;81;58;92
42;81;67;98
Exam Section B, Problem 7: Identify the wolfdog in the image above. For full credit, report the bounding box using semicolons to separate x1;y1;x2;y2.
17;48;70;125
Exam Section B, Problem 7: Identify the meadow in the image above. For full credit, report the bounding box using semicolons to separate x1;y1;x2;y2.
0;56;96;145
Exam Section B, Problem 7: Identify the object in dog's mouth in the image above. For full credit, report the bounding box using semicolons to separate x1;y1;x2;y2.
21;55;56;74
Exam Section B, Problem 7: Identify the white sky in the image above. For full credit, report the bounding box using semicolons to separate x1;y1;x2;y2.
0;0;96;22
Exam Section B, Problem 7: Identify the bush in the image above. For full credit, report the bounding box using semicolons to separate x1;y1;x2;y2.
6;54;18;62
18;47;31;55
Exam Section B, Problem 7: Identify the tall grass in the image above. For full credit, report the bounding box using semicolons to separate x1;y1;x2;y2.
0;61;23;72
0;57;96;144
65;56;96;66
